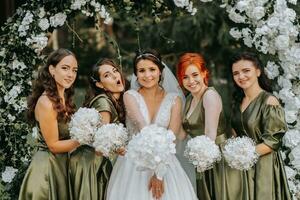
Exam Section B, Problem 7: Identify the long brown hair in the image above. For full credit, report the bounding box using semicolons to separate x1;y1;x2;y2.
27;48;77;123
84;58;125;123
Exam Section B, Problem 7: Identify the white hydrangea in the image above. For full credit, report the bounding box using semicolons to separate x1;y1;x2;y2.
283;129;300;149
38;18;50;31
1;166;18;183
50;12;67;27
289;145;300;169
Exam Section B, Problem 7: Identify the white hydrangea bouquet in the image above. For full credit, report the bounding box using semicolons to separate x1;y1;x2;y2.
184;135;221;173
126;124;176;179
223;136;259;170
69;107;102;145
93;123;128;157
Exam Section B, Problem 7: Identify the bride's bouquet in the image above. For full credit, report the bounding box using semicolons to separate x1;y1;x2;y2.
184;135;221;173
69;107;102;145
223;136;259;170
126;124;176;179
93;123;128;157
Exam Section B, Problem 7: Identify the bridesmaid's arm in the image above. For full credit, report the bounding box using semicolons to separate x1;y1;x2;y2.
99;111;111;124
168;96;183;136
203;90;222;141
255;143;273;156
35;96;79;154
177;126;187;141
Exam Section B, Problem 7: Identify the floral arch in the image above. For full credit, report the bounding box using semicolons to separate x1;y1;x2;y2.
0;0;299;199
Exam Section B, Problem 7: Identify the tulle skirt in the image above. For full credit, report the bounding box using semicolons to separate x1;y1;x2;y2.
107;155;198;200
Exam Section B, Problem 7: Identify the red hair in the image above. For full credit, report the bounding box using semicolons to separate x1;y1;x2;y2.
177;53;209;86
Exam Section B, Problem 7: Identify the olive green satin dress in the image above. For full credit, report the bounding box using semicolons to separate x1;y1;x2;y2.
19;120;70;200
230;91;291;200
69;94;120;200
182;87;228;200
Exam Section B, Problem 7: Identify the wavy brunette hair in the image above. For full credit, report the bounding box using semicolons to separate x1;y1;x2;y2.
27;48;77;123
230;52;272;104
84;58;126;123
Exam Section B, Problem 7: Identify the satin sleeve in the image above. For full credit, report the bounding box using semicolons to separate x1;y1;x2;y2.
90;96;113;114
261;105;287;150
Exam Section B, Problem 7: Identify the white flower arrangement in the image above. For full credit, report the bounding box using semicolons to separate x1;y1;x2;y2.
69;107;102;145
126;124;176;179
93;123;128;157
223;136;259;170
184;135;221;172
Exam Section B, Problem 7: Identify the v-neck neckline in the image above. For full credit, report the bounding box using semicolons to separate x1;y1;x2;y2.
185;95;202;119
240;90;264;114
136;90;168;124
185;87;210;119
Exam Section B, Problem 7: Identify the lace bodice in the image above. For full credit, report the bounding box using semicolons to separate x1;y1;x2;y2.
124;89;178;137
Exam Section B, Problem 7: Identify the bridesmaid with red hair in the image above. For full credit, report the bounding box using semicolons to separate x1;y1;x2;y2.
176;53;228;200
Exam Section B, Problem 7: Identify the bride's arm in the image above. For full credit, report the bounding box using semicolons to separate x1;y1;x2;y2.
168;96;183;136
123;92;147;130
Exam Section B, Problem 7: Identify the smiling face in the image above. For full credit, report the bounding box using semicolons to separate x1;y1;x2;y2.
96;64;124;93
182;64;206;95
49;55;78;89
232;59;261;90
136;59;161;89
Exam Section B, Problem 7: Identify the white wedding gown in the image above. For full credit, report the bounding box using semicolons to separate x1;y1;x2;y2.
106;90;198;200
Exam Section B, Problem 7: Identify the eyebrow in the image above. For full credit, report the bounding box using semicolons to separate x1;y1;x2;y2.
61;64;78;69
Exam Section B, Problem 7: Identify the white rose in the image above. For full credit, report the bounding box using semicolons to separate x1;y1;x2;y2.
264;61;279;79
285;109;298;124
229;28;242;39
38;18;50;31
284;166;297;180
173;0;189;7
236;1;249;12
277;75;292;89
38;7;46;18
50;13;67;27
287;0;297;5
251;7;265;20
267;16;280;28
228;9;246;23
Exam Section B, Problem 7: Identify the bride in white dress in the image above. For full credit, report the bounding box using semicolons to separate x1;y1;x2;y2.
106;50;198;200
